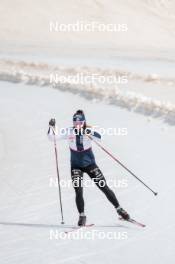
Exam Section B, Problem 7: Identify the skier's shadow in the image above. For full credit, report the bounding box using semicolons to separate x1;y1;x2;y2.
0;221;73;229
0;221;130;229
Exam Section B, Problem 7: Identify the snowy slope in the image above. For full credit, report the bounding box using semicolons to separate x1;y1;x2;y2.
0;0;175;59
0;81;175;264
0;0;175;262
0;58;175;125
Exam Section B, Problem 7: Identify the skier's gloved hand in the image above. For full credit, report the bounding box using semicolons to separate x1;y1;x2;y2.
84;128;91;135
49;118;56;127
82;124;91;135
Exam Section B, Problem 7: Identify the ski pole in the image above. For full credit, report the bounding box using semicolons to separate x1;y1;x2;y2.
51;127;65;224
88;135;158;196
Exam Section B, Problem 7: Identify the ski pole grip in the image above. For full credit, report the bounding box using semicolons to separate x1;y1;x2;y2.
49;118;56;127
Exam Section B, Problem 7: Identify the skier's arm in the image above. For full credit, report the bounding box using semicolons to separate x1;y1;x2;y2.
91;131;101;140
85;128;101;141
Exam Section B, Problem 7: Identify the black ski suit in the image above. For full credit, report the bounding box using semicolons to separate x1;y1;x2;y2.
48;127;119;213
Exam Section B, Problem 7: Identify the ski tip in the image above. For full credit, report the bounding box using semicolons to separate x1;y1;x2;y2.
130;219;146;228
119;217;146;228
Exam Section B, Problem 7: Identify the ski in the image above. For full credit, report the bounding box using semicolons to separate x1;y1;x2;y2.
64;223;94;234
119;217;146;228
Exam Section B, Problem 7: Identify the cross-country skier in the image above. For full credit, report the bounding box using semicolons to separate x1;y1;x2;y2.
47;110;130;226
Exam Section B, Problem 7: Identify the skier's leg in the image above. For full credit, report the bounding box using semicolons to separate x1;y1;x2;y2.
84;164;120;208
71;168;87;226
71;168;84;214
85;164;130;220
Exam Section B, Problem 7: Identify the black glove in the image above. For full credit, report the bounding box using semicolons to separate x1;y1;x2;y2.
49;118;56;127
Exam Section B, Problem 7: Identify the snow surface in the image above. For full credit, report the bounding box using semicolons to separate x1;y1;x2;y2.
1;0;175;59
0;58;175;125
0;81;175;264
0;0;175;263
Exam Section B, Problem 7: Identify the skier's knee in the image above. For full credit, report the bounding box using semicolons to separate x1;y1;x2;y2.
90;167;104;180
90;167;106;186
71;169;83;188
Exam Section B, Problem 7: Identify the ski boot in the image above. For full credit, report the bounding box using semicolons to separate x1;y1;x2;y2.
117;206;130;220
78;215;87;226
